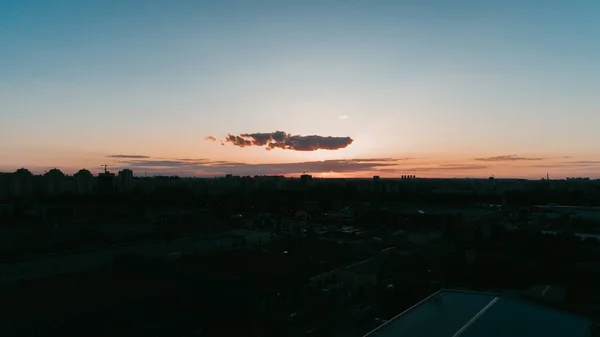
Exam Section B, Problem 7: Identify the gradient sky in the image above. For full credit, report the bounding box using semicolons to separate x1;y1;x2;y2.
2;0;599;178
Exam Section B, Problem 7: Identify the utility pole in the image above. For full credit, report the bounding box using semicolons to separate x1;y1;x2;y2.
101;164;108;173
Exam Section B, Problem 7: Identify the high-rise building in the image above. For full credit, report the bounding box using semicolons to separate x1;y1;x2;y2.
12;168;34;199
372;175;381;193
118;169;133;193
74;169;94;195
300;174;313;188
97;167;115;195
0;173;10;200
44;168;65;196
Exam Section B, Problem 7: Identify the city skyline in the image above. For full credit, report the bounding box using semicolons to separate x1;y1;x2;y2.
2;1;600;179
1;155;598;180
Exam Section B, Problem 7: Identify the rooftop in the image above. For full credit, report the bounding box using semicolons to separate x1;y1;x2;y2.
364;289;590;337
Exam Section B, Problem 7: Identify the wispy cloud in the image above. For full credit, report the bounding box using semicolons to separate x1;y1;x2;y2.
204;136;217;141
530;161;600;168
107;154;150;159
338;115;349;120
474;155;544;162
111;157;414;176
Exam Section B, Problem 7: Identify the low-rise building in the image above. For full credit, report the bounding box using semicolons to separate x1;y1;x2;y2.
364;289;590;337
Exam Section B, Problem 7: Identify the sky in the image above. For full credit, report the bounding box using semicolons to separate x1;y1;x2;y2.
1;0;599;179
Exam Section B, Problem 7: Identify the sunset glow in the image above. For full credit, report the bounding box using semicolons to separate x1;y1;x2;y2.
2;1;599;179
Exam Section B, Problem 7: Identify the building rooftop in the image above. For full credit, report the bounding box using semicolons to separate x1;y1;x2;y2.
364;289;590;337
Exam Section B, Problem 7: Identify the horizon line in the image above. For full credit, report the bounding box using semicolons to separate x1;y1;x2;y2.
0;168;595;181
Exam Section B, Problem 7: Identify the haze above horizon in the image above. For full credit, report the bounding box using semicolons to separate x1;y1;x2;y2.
2;1;599;179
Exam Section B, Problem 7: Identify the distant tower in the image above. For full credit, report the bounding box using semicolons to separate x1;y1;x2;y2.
44;168;65;197
97;166;115;194
373;175;381;193
300;174;313;188
0;173;10;200
74;169;94;195
12;168;34;199
118;169;134;193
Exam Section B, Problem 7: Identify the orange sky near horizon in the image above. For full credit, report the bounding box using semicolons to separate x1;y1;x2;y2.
1;145;598;179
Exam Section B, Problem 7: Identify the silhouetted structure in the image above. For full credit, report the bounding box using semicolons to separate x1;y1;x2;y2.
118;169;134;193
12;168;34;199
97;166;115;195
301;174;313;188
74;169;94;195
0;173;10;200
373;176;382;193
44;168;65;197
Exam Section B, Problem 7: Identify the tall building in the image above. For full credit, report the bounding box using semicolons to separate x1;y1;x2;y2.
300;174;313;188
74;169;94;195
97;167;115;195
44;168;65;197
0;173;10;200
12;168;34;199
118;169;133;193
241;176;255;197
372;175;382;193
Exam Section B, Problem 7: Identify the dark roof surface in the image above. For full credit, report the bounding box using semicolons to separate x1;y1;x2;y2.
364;289;590;337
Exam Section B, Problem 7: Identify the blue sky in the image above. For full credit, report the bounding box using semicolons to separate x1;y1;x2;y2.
1;0;599;178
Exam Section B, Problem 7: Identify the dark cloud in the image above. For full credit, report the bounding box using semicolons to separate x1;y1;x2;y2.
111;157;412;176
219;131;354;151
529;164;573;169
204;136;217;141
474;155;544;162
123;160;206;167
349;158;404;162
402;164;489;172
107;154;150;159
529;164;562;168
563;160;600;164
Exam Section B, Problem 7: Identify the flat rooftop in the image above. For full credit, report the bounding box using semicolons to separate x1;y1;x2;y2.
365;290;590;337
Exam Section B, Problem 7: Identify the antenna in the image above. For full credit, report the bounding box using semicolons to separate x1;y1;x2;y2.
101;164;108;173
